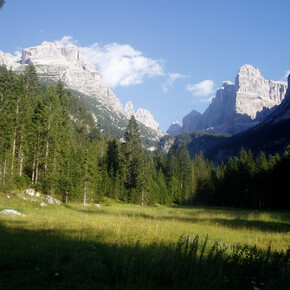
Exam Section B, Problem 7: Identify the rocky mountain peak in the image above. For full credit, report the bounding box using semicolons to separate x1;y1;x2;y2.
0;41;124;114
0;41;164;140
124;101;135;118
135;108;160;131
182;110;203;132
168;65;287;135
20;41;96;73
235;65;262;84
235;64;267;95
235;64;286;119
0;50;16;67
124;101;160;130
167;121;182;135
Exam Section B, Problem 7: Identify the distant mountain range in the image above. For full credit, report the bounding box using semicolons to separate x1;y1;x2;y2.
162;74;290;163
1;42;289;160
168;65;287;135
0;41;164;147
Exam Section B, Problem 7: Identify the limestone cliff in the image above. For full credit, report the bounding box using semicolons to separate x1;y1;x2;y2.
0;41;164;141
124;101;160;131
168;65;287;134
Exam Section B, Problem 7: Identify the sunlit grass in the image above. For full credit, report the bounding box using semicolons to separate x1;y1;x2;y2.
1;194;289;251
0;193;289;289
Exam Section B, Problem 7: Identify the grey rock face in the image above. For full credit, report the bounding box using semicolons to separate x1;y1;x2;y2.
182;110;203;132
21;42;124;114
203;81;236;132
0;41;124;113
124;101;160;131
235;65;286;119
263;74;290;124
0;42;164;139
167;121;182;135
168;65;287;135
135;108;160;131
124;101;135;118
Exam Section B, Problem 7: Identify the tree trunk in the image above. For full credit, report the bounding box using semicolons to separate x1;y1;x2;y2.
141;191;145;206
32;133;40;184
44;104;52;172
35;151;39;184
2;158;7;185
83;150;88;206
11;99;19;173
44;126;50;171
83;180;87;206
31;156;35;183
18;139;24;176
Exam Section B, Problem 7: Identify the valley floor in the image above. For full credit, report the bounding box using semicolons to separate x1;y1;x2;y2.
0;193;289;289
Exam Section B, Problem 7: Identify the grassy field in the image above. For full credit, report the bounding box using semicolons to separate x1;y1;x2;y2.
0;193;289;289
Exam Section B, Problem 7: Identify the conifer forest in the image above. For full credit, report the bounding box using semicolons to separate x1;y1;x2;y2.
0;64;289;210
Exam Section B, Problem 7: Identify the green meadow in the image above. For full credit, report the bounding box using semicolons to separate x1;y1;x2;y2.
0;193;289;289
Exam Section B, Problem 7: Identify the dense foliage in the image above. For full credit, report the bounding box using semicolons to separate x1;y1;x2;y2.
0;65;289;209
193;148;290;209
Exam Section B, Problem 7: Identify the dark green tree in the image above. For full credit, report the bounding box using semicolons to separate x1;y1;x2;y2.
123;116;143;202
175;142;192;203
106;138;121;178
193;152;215;205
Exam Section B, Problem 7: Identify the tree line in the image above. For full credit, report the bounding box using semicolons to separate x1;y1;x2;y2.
0;64;289;209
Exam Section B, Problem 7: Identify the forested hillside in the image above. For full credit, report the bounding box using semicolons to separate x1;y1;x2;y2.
0;65;289;209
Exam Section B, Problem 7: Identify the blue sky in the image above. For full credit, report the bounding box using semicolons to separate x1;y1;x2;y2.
1;0;289;131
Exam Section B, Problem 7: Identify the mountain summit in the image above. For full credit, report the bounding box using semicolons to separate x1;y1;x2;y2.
124;101;160;130
169;65;287;134
234;64;286;118
0;41;163;140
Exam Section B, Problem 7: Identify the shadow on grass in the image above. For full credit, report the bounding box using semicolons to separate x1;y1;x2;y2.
209;218;290;233
0;221;288;290
170;205;290;221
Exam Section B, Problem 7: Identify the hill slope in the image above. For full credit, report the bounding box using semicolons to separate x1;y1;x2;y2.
163;74;290;163
0;41;164;146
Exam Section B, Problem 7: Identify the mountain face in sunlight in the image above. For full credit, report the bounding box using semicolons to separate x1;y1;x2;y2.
168;65;287;135
0;41;165;146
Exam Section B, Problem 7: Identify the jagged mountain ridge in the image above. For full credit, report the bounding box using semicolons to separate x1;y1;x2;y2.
168;65;287;135
161;73;290;164
167;121;182;135
1;42;124;113
0;41;164;144
262;74;290;125
124;101;160;130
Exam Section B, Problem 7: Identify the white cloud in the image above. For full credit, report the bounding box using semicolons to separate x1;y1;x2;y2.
79;41;164;88
14;50;22;59
200;95;214;103
161;73;189;93
56;36;78;47
187;80;215;97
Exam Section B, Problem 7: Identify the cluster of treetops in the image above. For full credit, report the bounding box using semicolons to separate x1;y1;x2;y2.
0;64;289;209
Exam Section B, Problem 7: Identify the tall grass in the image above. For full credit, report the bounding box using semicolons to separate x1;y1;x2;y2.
0;194;289;289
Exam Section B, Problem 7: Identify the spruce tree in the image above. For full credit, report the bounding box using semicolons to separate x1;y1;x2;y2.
176;142;192;203
123;116;143;203
106;138;120;178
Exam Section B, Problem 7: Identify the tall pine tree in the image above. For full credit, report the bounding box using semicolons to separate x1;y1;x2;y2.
123;116;144;203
